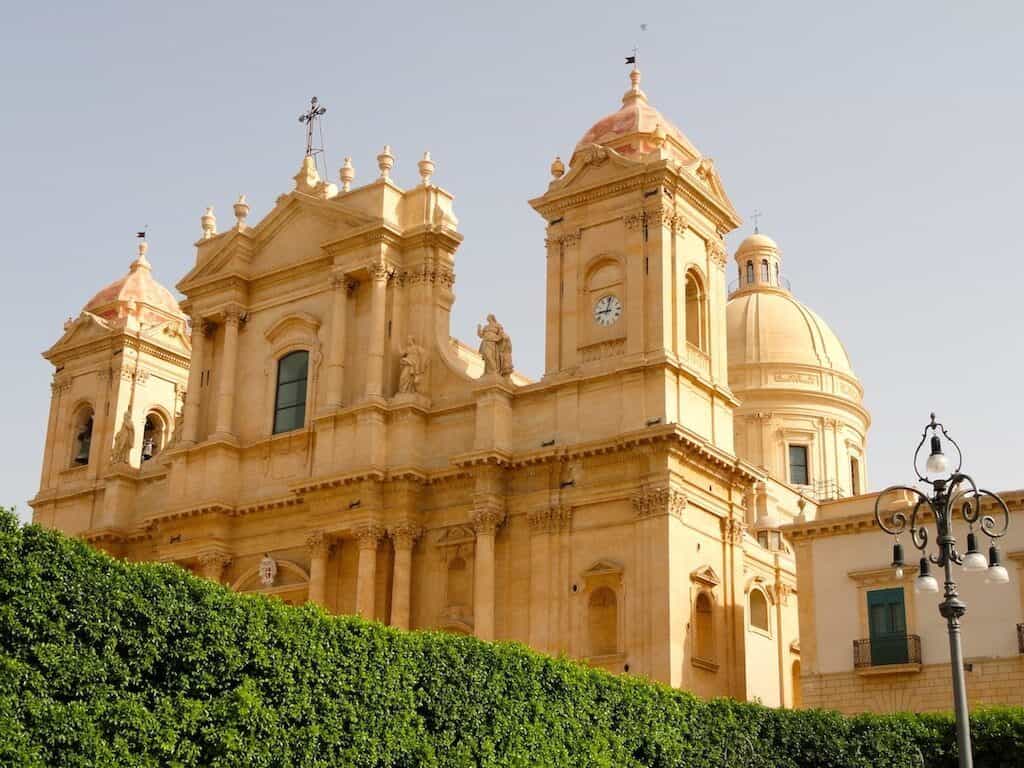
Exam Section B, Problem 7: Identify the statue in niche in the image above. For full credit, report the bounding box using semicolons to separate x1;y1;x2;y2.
166;392;186;447
110;410;135;465
477;314;513;376
258;554;277;587
398;335;427;394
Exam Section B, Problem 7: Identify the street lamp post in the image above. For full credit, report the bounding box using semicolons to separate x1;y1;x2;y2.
874;414;1010;768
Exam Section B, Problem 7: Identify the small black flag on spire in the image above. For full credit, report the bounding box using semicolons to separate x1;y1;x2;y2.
136;231;146;239
625;55;636;64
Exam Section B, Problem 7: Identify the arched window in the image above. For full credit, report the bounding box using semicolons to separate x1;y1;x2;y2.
588;586;618;656
694;591;714;661
273;350;309;434
446;556;471;610
774;263;780;287
684;271;706;351
745;260;754;286
749;588;770;633
141;412;167;462
760;259;770;282
72;407;94;466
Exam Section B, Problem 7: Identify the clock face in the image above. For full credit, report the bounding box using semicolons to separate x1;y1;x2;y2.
593;294;623;327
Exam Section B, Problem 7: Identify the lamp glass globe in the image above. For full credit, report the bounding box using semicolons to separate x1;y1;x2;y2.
963;551;988;572
986;565;1010;584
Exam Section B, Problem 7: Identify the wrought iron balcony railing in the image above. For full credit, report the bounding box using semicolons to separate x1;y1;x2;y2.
853;634;921;669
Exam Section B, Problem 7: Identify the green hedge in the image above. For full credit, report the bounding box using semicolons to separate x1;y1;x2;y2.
1;510;1021;767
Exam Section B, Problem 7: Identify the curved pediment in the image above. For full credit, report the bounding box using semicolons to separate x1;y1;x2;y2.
264;312;321;344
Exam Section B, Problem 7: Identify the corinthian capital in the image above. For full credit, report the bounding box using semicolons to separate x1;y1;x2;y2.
305;529;334;557
471;502;506;535
632;486;687;521
390;523;423;551
354;524;386;550
528;505;573;533
720;516;747;545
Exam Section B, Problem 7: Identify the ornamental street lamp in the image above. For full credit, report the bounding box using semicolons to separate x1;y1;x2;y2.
874;414;1010;768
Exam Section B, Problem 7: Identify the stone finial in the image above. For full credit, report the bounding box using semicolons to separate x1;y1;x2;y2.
233;195;250;229
200;207;217;240
418;151;435;186
131;239;151;271
377;145;394;180
550;156;565;179
339;156;355;192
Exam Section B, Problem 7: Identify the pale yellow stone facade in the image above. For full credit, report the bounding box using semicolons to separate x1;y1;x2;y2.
786;491;1024;714
30;68;880;707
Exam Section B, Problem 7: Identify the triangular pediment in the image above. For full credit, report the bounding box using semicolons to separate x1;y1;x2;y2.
690;565;721;588
686;157;739;220
143;318;192;357
584;558;623;577
44;312;114;359
178;192;378;292
434;525;476;548
542;144;644;197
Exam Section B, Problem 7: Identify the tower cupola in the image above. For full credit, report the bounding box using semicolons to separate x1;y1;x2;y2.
732;233;785;294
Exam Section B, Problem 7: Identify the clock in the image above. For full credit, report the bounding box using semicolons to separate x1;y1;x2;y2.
593;294;622;327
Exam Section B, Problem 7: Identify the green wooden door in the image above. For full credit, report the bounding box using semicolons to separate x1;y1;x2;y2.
867;588;908;666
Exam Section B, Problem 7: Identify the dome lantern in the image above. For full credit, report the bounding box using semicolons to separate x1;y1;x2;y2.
733;233;785;294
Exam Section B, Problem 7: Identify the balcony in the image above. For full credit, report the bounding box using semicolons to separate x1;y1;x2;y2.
684;342;710;378
853;634;922;675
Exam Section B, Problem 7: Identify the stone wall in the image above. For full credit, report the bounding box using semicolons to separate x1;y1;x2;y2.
802;655;1024;714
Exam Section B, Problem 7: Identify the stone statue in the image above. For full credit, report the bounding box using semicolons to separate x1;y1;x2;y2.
258;554;277;587
477;314;513;376
398;335;427;394
165;392;185;448
110;410;135;465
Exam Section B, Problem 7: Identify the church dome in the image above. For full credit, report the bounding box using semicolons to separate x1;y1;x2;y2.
726;231;862;402
727;290;855;379
83;241;184;325
572;67;702;165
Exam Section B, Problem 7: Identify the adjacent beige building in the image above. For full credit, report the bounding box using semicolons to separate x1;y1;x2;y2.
32;67;886;708
786;491;1024;714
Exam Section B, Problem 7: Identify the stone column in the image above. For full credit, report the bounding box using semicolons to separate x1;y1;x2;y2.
355;524;384;617
213;309;241;437
472;504;505;641
721;514;749;699
324;274;349;408
198;551;231;584
365;263;389;398
389;524;421;630
182;318;206;444
306;530;332;607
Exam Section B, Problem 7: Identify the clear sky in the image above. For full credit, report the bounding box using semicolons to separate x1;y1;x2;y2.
2;1;1021;521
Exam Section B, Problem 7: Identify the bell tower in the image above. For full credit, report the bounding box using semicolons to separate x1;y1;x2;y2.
529;67;743;447
32;239;191;539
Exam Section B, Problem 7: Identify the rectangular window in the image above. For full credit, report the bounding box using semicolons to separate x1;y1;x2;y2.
788;444;809;486
850;457;861;495
867;588;908;665
273;351;309;434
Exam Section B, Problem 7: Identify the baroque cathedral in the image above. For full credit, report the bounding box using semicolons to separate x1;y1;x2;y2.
31;67;870;708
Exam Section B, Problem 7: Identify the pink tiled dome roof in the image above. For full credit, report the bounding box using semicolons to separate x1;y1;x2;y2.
83;242;183;324
573;68;701;164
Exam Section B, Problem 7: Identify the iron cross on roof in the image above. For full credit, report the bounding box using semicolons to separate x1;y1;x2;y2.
298;96;327;157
